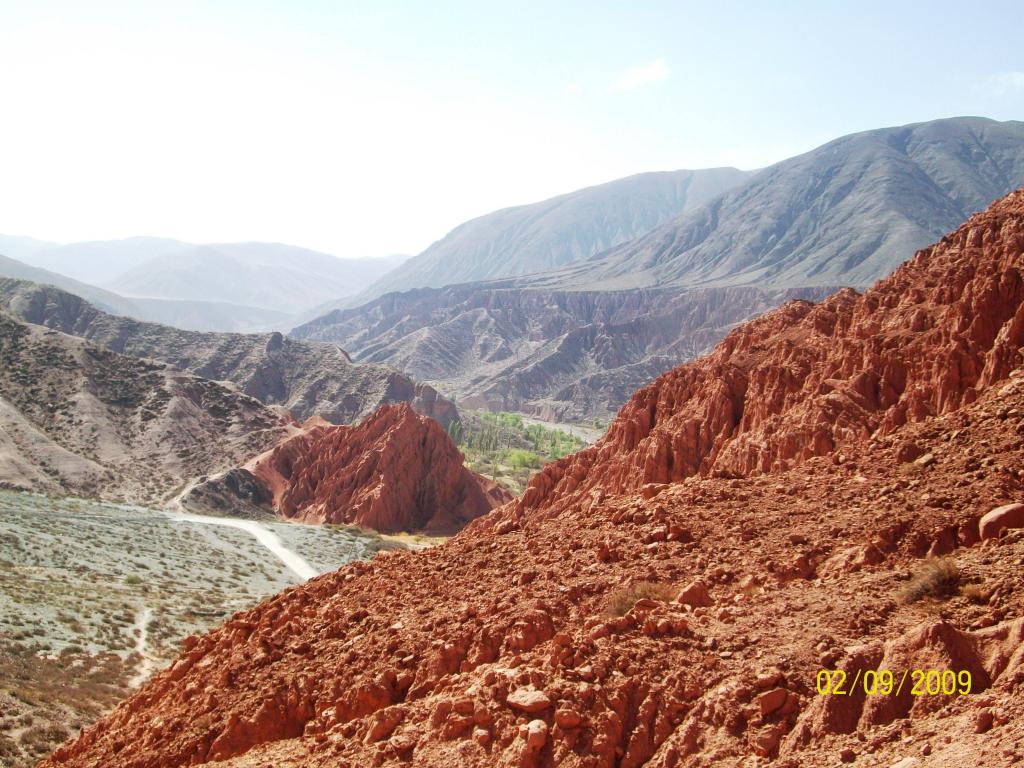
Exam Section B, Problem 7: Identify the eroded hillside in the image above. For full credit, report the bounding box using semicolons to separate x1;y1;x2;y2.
0;313;289;504
0;279;455;426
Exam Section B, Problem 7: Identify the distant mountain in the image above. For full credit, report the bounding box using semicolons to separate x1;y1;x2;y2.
5;236;409;326
127;297;292;334
0;278;456;427
0;253;141;316
18;236;192;284
0;253;295;333
350;168;751;303
106;244;407;314
531;116;1024;291
0;234;59;263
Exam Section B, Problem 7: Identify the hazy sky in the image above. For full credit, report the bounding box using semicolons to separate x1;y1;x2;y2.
0;0;1021;258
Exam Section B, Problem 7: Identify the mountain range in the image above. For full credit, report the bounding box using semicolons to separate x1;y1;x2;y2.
529;116;1024;291
4;118;1024;421
0;278;455;428
294;117;1024;418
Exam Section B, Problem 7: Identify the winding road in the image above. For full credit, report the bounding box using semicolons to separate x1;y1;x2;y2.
167;511;319;581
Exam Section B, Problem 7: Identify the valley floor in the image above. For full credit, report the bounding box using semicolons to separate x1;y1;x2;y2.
0;491;384;768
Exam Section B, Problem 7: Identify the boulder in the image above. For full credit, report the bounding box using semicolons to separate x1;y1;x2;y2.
506;688;551;713
757;687;788;716
676;579;714;607
979;503;1024;540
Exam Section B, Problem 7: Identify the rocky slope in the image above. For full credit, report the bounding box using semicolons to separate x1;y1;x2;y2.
0;312;290;504
0;279;455;427
41;195;1024;767
293;284;833;420
350;168;750;304
188;404;511;532
507;186;1024;517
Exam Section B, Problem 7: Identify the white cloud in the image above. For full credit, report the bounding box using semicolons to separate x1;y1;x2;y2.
982;71;1024;98
565;82;582;95
606;58;669;93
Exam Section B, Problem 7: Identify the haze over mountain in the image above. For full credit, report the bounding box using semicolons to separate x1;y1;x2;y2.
295;118;1024;419
0;239;408;332
0;234;59;263
0;253;291;333
0;254;141;316
105;243;407;314
348;167;751;305
17;237;195;284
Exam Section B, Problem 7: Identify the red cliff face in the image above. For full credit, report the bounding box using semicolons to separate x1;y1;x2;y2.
509;189;1024;518
252;404;510;533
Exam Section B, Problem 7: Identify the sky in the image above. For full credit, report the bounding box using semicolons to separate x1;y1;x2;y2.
0;0;1021;258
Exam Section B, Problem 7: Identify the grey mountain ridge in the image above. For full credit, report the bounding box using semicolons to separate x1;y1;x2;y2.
345;167;752;307
293;117;1024;419
509;116;1024;291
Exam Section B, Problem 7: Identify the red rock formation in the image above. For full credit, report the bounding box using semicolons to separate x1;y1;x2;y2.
508;189;1024;519
251;403;510;533
42;191;1024;768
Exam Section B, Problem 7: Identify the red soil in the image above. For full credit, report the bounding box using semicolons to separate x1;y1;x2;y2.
42;190;1024;768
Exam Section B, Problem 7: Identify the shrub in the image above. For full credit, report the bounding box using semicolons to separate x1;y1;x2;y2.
960;582;990;604
606;581;678;617
899;558;960;604
504;449;543;470
123;574;143;586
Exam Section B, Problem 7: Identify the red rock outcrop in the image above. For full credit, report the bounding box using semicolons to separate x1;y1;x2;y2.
42;191;1024;768
507;189;1024;519
251;403;510;533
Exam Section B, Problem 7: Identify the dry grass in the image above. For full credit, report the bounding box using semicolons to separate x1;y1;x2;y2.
379;531;449;550
960;582;990;604
606;581;678;617
899;557;960;604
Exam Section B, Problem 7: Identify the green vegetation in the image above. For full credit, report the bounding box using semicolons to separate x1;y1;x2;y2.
504;449;542;470
448;410;588;493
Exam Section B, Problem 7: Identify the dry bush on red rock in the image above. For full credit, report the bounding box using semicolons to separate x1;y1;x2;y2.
898;557;960;604
960;582;991;605
605;581;679;617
